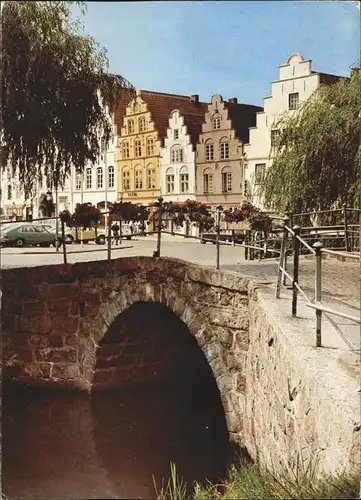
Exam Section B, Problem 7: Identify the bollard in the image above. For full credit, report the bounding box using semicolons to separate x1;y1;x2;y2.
291;225;301;317
276;216;289;299
313;241;323;347
343;203;349;252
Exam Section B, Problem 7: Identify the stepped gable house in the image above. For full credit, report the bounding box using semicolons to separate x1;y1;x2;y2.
117;90;207;205
243;52;343;209
195;94;263;208
160;95;208;202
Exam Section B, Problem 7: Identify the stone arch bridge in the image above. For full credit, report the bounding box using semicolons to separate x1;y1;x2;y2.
2;256;359;476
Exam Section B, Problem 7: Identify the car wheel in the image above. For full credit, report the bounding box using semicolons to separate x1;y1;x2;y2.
126;235;131;240
200;240;206;244
96;235;106;245
65;235;74;244
15;238;25;248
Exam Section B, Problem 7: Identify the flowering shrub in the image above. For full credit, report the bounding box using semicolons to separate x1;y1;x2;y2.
59;209;73;226
110;201;149;222
74;203;101;229
223;202;271;231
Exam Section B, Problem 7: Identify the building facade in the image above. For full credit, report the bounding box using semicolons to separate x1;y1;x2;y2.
195;95;263;208
244;52;342;209
160;105;207;202
117;90;207;205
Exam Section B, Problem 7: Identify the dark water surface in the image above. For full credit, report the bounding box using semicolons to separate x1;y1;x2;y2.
3;376;232;499
3;302;234;499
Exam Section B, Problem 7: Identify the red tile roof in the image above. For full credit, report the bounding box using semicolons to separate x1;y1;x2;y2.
224;101;264;142
112;88;135;133
315;72;344;86
139;90;208;145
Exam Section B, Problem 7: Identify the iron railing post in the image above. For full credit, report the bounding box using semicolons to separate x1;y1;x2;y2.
153;197;163;257
245;230;249;260
343;203;349;252
61;220;67;264
216;206;222;270
292;225;301;317
283;212;292;285
276;215;289;299
313;241;323;347
107;217;112;261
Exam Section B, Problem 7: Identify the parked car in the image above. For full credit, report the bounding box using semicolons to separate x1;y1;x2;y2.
0;223;60;248
63;225;132;245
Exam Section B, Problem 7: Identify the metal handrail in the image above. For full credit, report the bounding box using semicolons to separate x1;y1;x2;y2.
321;248;360;260
276;217;360;348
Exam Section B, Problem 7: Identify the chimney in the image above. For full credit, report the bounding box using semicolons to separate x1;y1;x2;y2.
228;97;238;104
190;94;199;105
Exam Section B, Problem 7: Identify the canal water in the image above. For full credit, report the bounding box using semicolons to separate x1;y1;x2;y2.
3;302;234;499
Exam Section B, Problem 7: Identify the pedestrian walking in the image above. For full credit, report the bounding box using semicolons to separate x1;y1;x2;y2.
111;222;120;245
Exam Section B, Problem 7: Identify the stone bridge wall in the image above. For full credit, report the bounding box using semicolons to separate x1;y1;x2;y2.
2;256;360;478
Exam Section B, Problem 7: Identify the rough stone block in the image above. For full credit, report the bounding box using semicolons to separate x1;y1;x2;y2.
19;315;52;335
51;363;81;381
50;315;80;334
48;283;80;300
34;347;78;363
48;299;71;315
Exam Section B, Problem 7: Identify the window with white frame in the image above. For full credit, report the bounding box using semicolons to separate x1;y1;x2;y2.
135;139;142;157
220;141;229;160
7;184;12;200
166;168;174;194
122;170;130;191
203;171;213;193
85;168;92;189
75;173;82;190
147;137;155;156
212;117;221;130
128;119;134;134
147;168;156;189
108;166;115;188
135;169;143;189
139;117;146;132
254;163;266;185
15;184;21;199
289;92;299;110
122;141;130;159
174;129;179;140
179;167;189;193
205;142;214;161
221;170;232;192
171;146;183;163
96;167;103;189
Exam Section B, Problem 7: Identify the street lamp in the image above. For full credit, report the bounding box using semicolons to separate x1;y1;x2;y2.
215;204;223;270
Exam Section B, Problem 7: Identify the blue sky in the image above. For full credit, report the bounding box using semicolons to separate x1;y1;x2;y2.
72;1;359;106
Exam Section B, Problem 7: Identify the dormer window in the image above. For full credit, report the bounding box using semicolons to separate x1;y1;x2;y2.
213;117;221;130
174;129;179;140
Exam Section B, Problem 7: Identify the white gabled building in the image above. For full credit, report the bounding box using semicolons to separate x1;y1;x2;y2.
244;53;342;209
160;100;207;203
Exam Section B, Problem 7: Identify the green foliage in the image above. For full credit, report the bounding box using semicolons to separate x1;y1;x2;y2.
1;1;134;198
154;462;360;500
60;202;101;229
261;69;360;213
39;192;56;217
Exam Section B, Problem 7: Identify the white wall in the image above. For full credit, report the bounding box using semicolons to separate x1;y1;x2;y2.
160;110;197;202
244;53;321;209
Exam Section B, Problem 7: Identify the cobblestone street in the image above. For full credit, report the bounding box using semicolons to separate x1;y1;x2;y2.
1;233;359;351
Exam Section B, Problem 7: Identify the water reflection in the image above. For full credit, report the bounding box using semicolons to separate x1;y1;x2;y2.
3;376;231;499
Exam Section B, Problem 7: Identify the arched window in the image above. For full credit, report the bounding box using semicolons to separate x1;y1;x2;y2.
108;166;115;188
205;139;214;161
139;116;146;132
221;166;232;193
134;139;142;157
122;169;130;191
85;168;92;189
165;167;174;194
220;137;229;160
147;137;155;156
171;145;183;163
128;119;134;134
203;167;213;194
122;141;130;159
135;168;143;189
96;167;103;189
179;166;189;194
147;166;155;189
